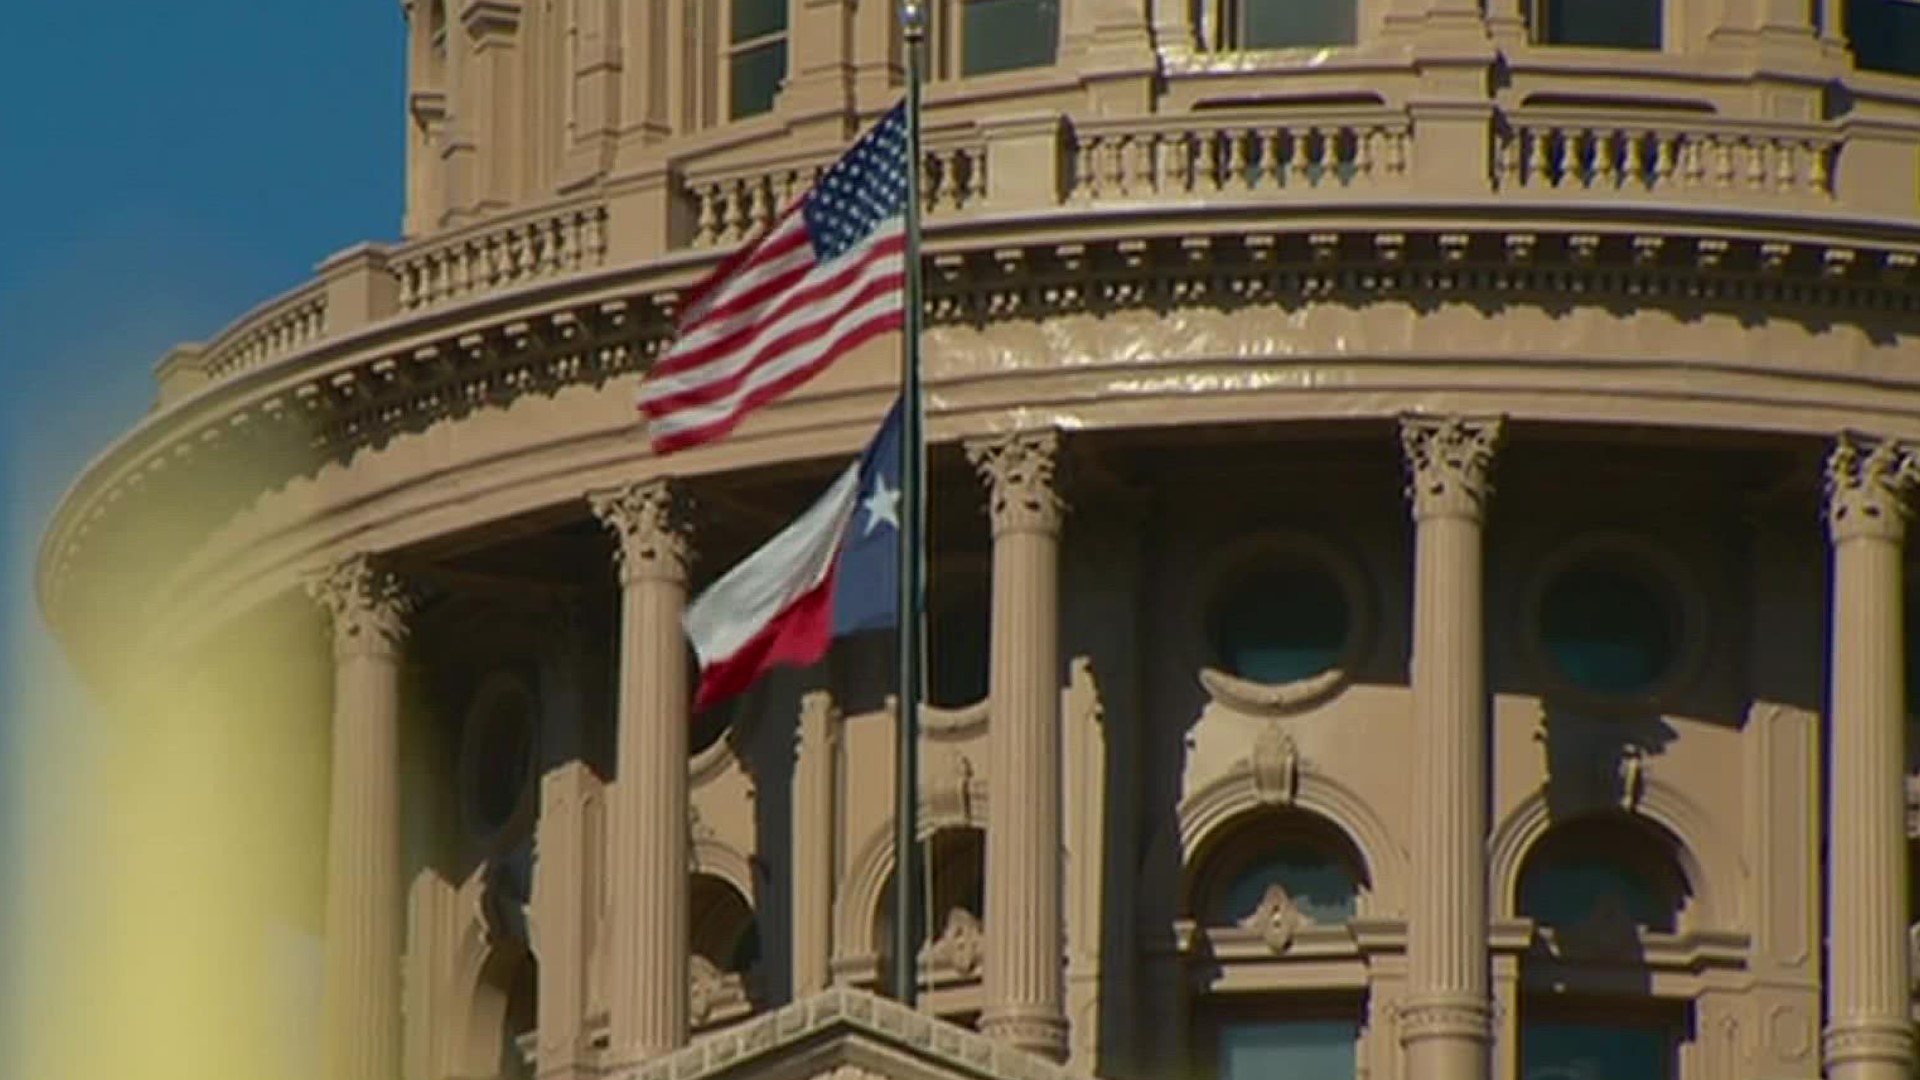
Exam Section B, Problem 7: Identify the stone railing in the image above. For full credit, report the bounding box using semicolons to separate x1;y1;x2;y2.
1495;113;1838;204
147;101;1916;408
1066;109;1414;202
390;195;610;311
198;280;329;382
683;124;990;248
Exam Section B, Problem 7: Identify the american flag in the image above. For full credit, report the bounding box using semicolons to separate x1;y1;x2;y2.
638;103;910;454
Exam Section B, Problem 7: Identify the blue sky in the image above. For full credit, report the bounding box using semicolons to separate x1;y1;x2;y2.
0;0;405;1056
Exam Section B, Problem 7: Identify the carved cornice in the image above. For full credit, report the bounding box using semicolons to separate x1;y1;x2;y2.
305;553;415;658
1399;414;1504;522
1823;433;1919;544
589;479;694;585
966;429;1066;536
41;221;1920;655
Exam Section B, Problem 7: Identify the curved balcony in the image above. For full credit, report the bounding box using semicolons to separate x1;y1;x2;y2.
41;26;1920;665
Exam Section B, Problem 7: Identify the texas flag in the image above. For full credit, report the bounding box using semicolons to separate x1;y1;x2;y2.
684;399;903;711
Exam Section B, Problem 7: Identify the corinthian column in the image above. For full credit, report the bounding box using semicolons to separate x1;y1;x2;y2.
1822;435;1918;1080
307;554;414;1080
1397;415;1502;1080
967;430;1070;1061
591;480;695;1065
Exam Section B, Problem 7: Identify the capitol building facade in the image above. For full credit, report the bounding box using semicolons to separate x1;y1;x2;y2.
36;2;1920;1080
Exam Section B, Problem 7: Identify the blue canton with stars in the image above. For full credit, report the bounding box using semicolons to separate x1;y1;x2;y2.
801;103;910;262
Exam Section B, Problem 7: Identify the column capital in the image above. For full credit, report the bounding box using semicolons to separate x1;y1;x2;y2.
1399;414;1503;522
306;553;415;659
966;429;1066;536
590;478;695;585
1824;434;1919;545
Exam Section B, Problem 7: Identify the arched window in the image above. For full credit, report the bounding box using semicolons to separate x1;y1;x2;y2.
1208;0;1356;50
874;826;987;976
1516;815;1690;1080
1187;811;1370;1080
1533;0;1662;49
690;873;761;975
1517;814;1687;934
689;873;761;1029
1848;0;1920;76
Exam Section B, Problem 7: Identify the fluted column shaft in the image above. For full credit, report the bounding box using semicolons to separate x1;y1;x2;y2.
969;431;1070;1062
792;691;840;996
308;555;414;1080
1398;416;1502;1080
1823;436;1918;1080
592;480;695;1065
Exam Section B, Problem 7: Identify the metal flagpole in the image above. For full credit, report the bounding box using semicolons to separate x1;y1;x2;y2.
891;0;929;1009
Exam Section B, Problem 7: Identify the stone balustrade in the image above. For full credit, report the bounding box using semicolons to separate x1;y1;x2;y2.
390;196;610;311
1496;113;1838;204
143;99;1919;407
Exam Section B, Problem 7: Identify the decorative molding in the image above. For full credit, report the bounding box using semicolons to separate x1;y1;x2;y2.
306;552;415;657
589;478;694;585
609;988;1098;1080
925;907;985;978
1236;883;1309;955
966;429;1066;536
1398;414;1503;522
46;223;1920;649
1824;432;1920;544
1247;725;1301;807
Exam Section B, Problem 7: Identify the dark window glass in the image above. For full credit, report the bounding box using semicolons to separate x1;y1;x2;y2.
1210;562;1350;685
961;0;1059;75
1849;0;1920;75
1538;563;1677;696
1238;0;1356;48
1218;1020;1358;1080
1538;0;1663;48
731;0;786;44
1214;847;1358;924
1518;818;1684;933
728;40;786;119
1522;1020;1673;1080
931;588;990;707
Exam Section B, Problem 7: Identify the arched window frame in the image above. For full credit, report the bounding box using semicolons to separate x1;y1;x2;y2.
871;825;989;1020
1180;809;1374;1080
689;872;763;1031
1513;813;1700;1080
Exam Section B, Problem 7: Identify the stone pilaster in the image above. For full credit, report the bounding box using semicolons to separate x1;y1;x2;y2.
1822;435;1918;1080
307;554;415;1080
792;691;841;996
1397;415;1501;1080
968;430;1070;1062
591;479;696;1065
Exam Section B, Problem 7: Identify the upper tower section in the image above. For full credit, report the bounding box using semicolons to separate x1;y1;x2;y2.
397;0;1920;240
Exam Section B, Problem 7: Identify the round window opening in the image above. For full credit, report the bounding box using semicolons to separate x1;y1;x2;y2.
1209;561;1351;685
1538;560;1679;697
466;682;536;839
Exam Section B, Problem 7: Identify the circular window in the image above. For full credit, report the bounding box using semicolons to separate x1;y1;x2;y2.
461;675;537;844
1537;560;1679;697
1209;562;1351;685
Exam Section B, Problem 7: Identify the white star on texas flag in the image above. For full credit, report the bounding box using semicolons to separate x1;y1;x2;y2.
861;474;901;535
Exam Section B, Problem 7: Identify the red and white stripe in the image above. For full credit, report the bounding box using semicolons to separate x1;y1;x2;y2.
682;454;866;711
638;210;906;454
